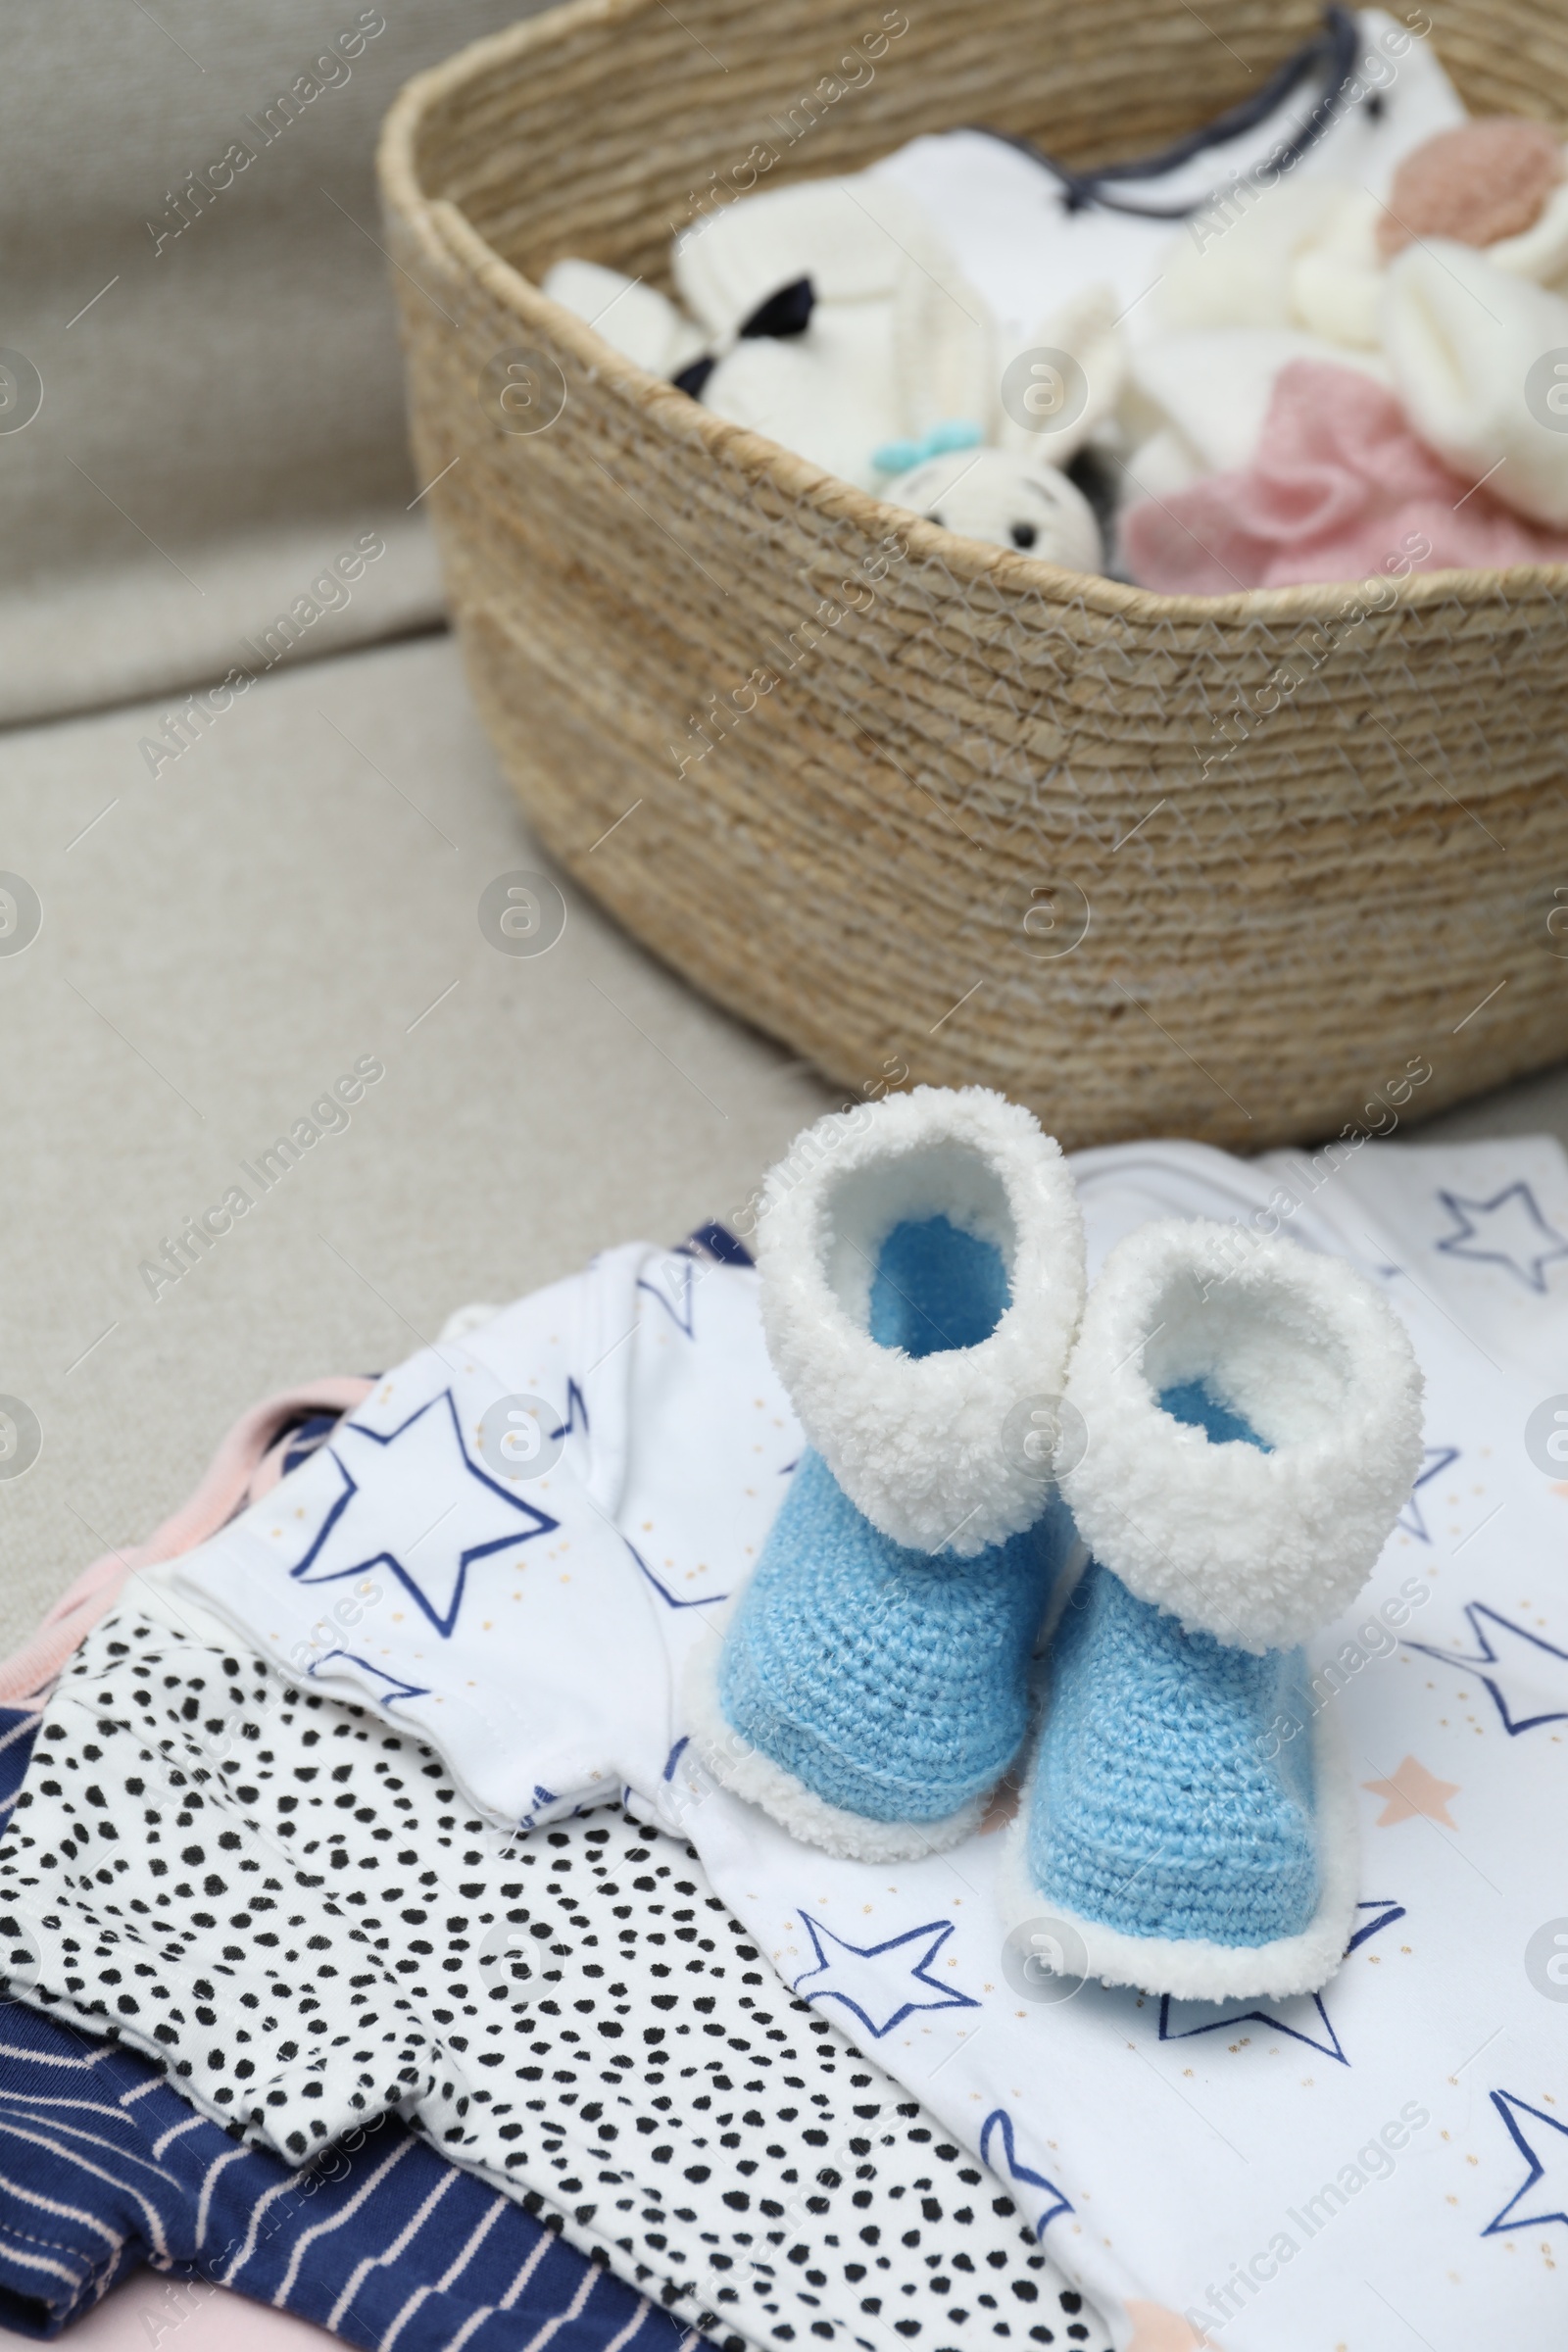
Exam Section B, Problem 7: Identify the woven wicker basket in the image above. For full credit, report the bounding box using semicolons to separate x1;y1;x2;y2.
379;0;1568;1150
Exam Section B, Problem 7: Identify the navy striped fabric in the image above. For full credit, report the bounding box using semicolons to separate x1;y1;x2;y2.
0;1708;684;2351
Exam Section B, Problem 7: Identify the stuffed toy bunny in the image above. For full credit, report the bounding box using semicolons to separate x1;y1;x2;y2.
880;445;1103;569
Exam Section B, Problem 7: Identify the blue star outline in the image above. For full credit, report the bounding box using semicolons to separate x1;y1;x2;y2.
792;1914;981;2038
1484;2090;1568;2235
1405;1602;1568;1736
1157;1901;1405;2066
978;2109;1073;2236
291;1389;558;1637
1433;1184;1568;1294
1398;1446;1460;1544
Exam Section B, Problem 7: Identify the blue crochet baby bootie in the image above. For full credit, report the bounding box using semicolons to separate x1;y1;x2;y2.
686;1085;1087;1860
1004;1219;1424;1999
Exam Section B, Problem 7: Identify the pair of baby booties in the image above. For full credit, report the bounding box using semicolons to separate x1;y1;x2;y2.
684;1086;1425;2002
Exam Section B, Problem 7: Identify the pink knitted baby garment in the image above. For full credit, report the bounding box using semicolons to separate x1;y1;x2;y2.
1121;358;1568;593
0;1375;370;1707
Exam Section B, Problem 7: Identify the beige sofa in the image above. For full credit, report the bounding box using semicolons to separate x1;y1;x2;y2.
0;0;1561;1669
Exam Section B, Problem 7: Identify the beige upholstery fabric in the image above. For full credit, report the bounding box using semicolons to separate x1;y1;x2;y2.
0;0;1562;1661
0;1;531;726
0;633;837;1655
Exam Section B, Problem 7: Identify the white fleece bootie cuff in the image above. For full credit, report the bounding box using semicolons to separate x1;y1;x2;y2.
757;1087;1086;1556
1058;1219;1424;1651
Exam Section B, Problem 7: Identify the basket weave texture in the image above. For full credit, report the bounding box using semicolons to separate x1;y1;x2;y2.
379;0;1568;1150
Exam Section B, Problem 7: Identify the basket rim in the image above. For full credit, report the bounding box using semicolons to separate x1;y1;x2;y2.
378;0;1568;623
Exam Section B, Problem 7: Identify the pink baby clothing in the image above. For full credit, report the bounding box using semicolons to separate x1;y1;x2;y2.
0;1377;371;1707
1121;358;1568;593
10;2268;337;2350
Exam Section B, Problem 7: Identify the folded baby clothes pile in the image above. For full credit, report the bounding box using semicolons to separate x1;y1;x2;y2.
540;9;1568;590
1120;356;1568;591
1121;122;1568;587
0;1244;1107;2352
5;1110;1565;2349
0;1699;678;2350
0;1612;1104;2352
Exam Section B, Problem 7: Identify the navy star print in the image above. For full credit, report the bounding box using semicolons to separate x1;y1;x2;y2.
792;1914;981;2038
1433;1183;1568;1294
287;1389;558;1637
1405;1603;1568;1735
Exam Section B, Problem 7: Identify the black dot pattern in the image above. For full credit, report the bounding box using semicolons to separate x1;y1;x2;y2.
0;1613;1109;2352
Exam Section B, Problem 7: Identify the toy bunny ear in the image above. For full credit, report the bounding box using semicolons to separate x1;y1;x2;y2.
541;259;708;377
997;285;1126;465
672;174;908;338
700;302;906;490
890;222;998;442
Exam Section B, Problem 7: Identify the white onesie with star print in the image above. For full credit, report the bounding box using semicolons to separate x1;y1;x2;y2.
88;1133;1568;2348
